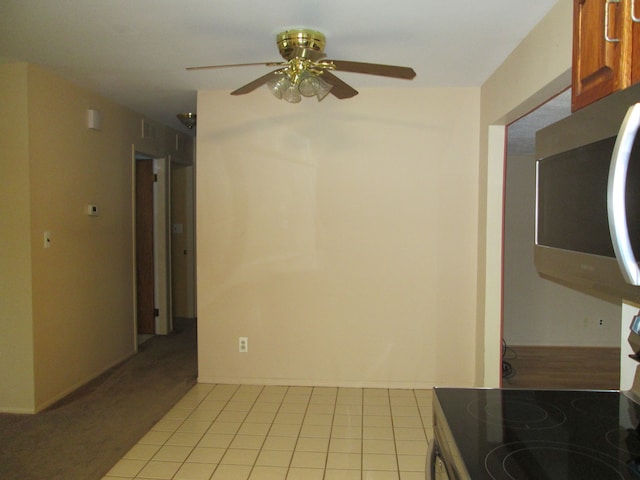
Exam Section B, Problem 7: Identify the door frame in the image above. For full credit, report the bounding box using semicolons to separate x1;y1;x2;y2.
133;151;172;346
153;156;172;335
170;162;197;318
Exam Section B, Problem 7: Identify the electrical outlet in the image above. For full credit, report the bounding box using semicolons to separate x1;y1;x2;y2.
599;319;604;326
239;337;248;353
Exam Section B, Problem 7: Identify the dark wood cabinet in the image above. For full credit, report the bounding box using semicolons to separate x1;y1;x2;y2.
572;0;639;111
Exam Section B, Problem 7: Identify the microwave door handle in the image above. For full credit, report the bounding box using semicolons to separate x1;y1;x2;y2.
608;103;640;285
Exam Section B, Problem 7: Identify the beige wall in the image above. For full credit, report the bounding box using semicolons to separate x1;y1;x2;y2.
0;63;193;412
478;0;573;385
196;88;481;388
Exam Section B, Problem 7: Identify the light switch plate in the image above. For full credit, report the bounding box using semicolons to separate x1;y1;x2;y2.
87;204;99;216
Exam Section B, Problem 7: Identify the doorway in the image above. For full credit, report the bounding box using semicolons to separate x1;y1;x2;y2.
170;163;196;320
134;154;173;343
135;157;155;337
501;90;622;388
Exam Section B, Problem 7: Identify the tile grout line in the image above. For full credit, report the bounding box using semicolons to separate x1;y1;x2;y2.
176;383;255;480
178;383;241;479
387;388;401;477
319;386;338;480
285;386;313;479
134;383;234;479
200;384;244;479
108;384;434;480
252;385;290;476
414;388;430;438
257;385;302;479
360;388;365;480
228;384;266;480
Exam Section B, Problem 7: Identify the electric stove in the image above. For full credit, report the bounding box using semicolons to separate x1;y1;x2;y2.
427;387;640;479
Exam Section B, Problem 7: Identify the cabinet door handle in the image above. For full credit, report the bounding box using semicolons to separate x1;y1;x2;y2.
633;0;640;22
605;0;621;42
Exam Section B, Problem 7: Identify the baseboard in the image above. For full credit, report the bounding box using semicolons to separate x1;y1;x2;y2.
32;349;136;413
0;405;38;414
506;342;620;349
196;376;437;390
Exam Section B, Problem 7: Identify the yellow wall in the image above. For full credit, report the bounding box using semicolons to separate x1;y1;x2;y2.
477;0;573;385
0;63;193;412
0;63;35;412
196;88;481;388
27;65;142;408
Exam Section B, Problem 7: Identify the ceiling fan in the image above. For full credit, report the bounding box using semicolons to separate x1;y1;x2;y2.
186;28;417;103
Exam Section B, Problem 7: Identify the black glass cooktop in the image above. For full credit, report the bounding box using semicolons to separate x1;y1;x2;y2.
434;388;640;480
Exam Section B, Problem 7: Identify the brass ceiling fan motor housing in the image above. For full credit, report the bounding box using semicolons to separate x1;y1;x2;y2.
277;29;326;61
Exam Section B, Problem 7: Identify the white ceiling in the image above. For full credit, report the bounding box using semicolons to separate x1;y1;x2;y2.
0;0;560;132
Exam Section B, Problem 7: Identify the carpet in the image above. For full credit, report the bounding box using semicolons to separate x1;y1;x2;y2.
0;318;197;480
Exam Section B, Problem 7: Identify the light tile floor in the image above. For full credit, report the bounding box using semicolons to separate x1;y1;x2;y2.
102;384;433;480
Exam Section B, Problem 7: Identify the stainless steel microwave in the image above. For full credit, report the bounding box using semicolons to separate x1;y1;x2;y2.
535;83;640;303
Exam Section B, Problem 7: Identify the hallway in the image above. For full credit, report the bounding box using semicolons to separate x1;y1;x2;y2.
0;319;197;480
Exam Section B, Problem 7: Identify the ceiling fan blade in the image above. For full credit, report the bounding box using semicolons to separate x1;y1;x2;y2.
230;69;285;96
320;71;359;99
328;60;416;80
186;61;285;71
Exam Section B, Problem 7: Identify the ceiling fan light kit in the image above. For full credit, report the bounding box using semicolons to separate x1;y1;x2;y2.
299;74;333;100
267;73;333;103
176;112;197;129
187;28;416;103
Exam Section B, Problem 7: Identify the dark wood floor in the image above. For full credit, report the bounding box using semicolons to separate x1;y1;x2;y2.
502;345;620;390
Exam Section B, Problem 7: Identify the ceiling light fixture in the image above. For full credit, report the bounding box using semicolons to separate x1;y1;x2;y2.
177;113;197;129
186;28;416;102
265;29;333;103
266;64;333;103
